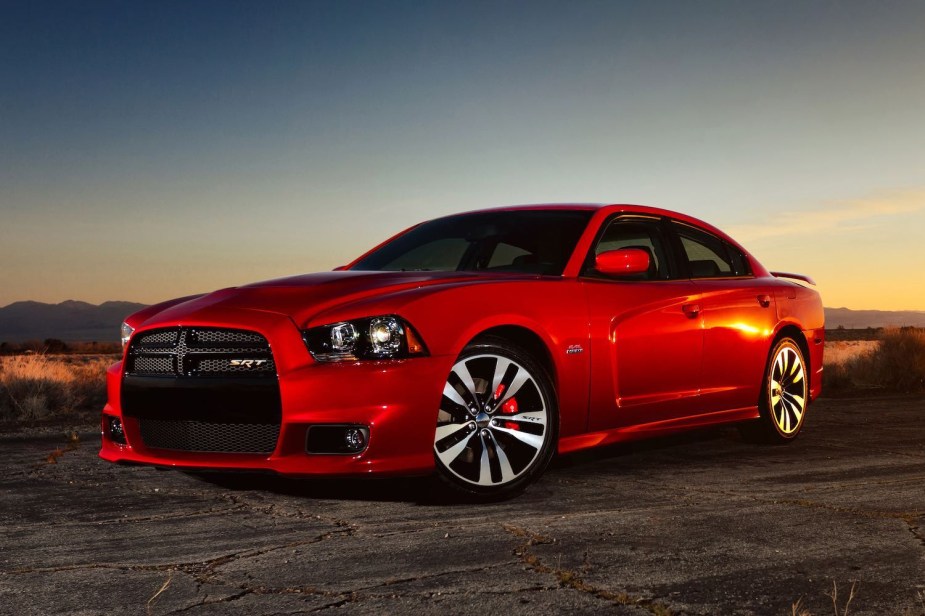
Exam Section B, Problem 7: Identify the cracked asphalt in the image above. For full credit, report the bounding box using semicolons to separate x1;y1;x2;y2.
2;396;924;615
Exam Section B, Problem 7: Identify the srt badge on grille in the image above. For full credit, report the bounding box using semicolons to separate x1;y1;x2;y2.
229;359;268;368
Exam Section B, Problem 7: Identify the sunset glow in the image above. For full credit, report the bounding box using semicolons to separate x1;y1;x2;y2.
2;1;924;310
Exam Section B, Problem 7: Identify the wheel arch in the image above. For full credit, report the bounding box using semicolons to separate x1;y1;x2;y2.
467;325;559;394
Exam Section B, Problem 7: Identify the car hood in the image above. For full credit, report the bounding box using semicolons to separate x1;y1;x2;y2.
133;270;513;330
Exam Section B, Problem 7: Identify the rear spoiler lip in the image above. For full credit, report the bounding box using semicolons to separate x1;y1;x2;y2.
770;271;816;286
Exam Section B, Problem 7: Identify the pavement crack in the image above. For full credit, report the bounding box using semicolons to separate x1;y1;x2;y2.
220;493;361;530
351;561;513;594
502;523;673;615
5;526;354;584
161;590;251;615
771;498;922;523
904;517;925;553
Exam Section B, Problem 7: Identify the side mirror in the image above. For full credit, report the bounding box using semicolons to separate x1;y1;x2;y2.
595;248;650;276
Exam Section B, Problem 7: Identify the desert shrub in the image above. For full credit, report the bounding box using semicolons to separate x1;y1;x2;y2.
825;328;925;394
0;354;113;424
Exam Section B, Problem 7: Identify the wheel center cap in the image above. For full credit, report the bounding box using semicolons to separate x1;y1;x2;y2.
475;412;490;428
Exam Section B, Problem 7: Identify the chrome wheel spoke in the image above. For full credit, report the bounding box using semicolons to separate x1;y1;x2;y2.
477;434;492;485
452;363;479;404
491;358;512;394
502;366;531;402
490;425;544;450
504;411;547;428
435;422;472;443
436;431;474;467
493;436;516;484
442;382;468;409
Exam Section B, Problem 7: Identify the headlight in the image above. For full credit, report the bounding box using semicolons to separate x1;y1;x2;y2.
120;322;134;351
303;315;427;362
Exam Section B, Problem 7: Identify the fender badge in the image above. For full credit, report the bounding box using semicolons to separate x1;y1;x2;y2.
566;345;584;355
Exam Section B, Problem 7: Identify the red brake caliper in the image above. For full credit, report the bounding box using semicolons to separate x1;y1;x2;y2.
494;384;519;429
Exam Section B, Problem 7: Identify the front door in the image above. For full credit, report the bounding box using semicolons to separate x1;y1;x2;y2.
582;216;704;432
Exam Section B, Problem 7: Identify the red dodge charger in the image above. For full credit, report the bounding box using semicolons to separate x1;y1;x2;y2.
100;204;824;497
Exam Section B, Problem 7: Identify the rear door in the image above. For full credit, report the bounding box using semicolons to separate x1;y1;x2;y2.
669;221;777;413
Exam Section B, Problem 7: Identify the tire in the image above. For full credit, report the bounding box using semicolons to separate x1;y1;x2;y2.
433;336;558;498
741;337;809;443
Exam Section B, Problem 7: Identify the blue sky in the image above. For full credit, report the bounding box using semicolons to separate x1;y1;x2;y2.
2;1;924;309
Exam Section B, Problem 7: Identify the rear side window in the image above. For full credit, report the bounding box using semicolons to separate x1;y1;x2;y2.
672;222;750;278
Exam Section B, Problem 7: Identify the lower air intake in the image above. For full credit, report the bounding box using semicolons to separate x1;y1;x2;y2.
140;419;280;454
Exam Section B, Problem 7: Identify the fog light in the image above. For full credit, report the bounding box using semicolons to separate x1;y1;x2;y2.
105;415;126;445
305;425;370;454
344;427;366;451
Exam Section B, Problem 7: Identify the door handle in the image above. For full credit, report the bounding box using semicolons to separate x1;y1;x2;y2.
757;294;772;308
682;303;701;318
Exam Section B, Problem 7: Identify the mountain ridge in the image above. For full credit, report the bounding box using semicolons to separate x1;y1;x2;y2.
0;300;148;343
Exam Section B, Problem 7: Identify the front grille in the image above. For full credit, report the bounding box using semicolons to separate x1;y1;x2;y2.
127;327;275;378
140;419;280;454
122;326;282;455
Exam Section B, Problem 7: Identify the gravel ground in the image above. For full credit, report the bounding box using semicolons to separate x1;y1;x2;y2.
1;396;924;615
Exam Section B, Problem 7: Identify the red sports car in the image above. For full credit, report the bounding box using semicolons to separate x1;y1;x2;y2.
100;204;824;497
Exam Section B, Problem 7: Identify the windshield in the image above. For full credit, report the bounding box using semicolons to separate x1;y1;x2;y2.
350;210;594;275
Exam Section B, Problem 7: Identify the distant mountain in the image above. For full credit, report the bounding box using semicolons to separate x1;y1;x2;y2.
825;307;925;329
0;300;148;343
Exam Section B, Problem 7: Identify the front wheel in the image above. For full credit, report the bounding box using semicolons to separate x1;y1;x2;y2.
433;336;557;498
742;337;809;443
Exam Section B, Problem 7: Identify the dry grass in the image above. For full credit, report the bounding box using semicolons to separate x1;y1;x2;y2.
824;340;879;366
825;328;925;394
0;354;115;426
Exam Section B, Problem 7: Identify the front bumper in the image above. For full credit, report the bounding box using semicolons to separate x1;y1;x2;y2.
99;312;451;477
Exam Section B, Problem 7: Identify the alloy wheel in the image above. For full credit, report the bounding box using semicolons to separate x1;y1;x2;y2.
434;353;550;488
769;343;807;435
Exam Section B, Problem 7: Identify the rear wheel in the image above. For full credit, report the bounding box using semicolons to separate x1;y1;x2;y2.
743;337;808;443
433;337;557;498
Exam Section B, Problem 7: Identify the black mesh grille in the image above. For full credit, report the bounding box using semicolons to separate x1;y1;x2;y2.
140;419;280;454
126;327;275;378
190;329;266;345
131;355;175;375
135;329;180;348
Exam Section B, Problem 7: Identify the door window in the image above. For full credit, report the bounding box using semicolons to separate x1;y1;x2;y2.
586;217;672;280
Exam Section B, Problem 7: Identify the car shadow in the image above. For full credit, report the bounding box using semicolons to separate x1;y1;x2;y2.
181;424;747;505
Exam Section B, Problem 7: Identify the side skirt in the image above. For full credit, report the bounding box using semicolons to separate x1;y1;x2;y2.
558;406;760;455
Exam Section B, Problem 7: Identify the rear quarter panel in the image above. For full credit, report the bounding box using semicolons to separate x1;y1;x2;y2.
773;280;825;400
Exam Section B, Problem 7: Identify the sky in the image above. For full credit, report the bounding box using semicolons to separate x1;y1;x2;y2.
1;0;924;311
